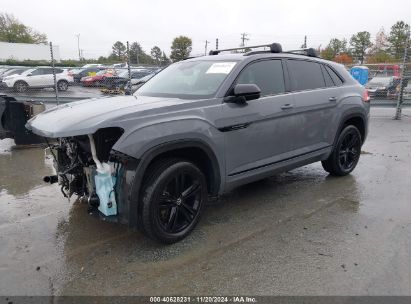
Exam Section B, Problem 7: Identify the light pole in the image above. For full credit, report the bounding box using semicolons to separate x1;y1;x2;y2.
76;34;81;61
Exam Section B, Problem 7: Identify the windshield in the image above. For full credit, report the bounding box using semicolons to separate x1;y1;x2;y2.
135;60;238;99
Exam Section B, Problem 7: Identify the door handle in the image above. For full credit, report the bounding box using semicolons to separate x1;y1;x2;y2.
329;97;337;102
281;104;293;110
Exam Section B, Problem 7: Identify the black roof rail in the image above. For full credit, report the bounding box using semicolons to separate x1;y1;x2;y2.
283;47;319;57
208;43;320;58
209;43;282;55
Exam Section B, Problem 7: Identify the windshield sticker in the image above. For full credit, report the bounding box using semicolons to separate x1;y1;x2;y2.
206;62;236;74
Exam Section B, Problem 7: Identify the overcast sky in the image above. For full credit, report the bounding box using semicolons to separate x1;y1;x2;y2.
2;0;410;59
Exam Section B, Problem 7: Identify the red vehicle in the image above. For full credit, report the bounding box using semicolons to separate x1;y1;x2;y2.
376;64;400;77
80;69;116;87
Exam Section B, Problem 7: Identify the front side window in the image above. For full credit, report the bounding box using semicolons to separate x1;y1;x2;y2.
136;60;238;99
235;60;285;96
288;60;325;91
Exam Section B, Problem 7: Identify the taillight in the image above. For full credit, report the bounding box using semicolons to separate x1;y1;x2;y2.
362;90;370;103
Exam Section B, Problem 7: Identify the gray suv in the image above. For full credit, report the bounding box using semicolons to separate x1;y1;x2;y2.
27;43;370;243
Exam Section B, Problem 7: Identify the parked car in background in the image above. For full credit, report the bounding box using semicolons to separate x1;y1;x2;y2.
80;69;116;87
124;72;156;95
374;64;400;78
1;67;73;92
70;67;104;83
101;69;153;91
0;68;29;84
69;67;104;83
365;76;400;98
404;82;411;98
81;64;104;69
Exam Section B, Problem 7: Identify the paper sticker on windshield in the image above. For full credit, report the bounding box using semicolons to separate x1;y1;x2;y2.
206;62;236;74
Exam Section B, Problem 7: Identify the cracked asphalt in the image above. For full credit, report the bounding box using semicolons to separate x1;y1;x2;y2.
0;107;410;296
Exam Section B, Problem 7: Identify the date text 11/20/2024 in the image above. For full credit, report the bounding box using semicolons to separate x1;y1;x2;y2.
149;296;257;303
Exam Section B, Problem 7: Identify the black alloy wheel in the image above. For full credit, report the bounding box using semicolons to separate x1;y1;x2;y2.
157;171;202;234
322;125;362;176
140;158;207;244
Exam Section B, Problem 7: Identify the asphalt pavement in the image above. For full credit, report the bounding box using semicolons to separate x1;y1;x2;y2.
0;107;410;296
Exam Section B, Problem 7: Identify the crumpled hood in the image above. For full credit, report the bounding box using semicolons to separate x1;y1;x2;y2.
26;95;182;138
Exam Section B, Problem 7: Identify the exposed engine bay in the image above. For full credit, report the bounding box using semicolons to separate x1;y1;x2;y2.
45;127;127;217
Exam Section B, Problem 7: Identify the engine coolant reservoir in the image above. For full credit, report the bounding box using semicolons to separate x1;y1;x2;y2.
95;163;117;216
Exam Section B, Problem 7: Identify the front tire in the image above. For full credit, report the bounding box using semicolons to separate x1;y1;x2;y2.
140;158;207;244
322;125;362;176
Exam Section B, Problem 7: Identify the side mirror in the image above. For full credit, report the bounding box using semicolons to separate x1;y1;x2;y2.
225;83;261;104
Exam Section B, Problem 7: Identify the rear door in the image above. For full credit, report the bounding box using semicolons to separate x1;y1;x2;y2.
221;59;298;177
286;59;341;153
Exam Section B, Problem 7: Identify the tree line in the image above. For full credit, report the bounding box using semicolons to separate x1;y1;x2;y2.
320;20;410;64
103;36;193;66
0;12;408;66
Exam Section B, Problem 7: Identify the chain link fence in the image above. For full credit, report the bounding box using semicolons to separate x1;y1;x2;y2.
0;37;410;116
0;40;164;104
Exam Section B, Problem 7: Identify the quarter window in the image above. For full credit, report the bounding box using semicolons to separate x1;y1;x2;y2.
236;60;285;96
288;60;325;91
321;65;335;87
325;65;343;86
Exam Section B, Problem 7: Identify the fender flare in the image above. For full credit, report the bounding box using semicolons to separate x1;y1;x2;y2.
125;139;221;229
333;111;367;148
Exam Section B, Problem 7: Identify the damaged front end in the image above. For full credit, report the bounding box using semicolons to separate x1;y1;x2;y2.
46;127;138;223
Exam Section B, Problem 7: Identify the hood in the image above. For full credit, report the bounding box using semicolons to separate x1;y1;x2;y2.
26;95;183;138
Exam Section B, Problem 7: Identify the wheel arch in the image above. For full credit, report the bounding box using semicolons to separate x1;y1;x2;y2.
334;112;367;147
125;139;222;229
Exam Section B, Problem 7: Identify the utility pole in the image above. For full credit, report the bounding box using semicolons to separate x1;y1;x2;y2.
394;29;410;120
240;33;249;47
216;38;219;50
302;35;307;48
204;40;209;56
76;34;81;61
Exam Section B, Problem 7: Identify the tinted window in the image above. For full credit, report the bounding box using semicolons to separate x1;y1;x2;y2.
236;60;285;96
325;65;343;85
288;60;325;91
321;65;334;87
42;68;55;75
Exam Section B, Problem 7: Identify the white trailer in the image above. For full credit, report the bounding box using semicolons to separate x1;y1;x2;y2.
0;42;60;62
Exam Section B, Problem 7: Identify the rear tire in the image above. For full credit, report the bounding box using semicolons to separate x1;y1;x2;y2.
322;125;362;176
139;158;207;244
14;81;28;93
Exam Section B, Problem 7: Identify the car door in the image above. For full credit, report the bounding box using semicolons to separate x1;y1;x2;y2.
41;68;55;86
25;68;44;87
285;59;341;154
221;59;298;177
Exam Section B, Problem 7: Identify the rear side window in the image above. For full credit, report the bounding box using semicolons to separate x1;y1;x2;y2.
288;60;325;91
324;65;343;86
321;65;334;87
236;60;285;96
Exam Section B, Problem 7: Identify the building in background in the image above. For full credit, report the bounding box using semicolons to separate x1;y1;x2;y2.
0;42;60;62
